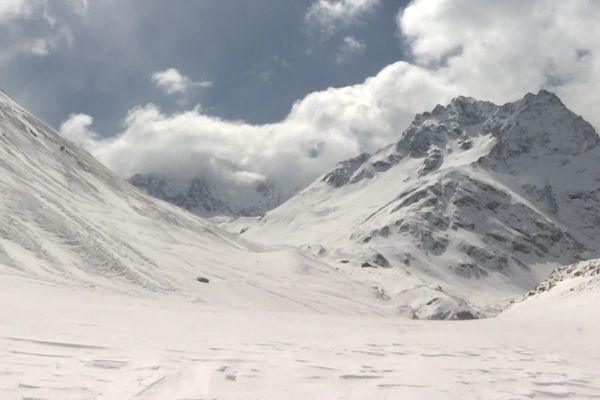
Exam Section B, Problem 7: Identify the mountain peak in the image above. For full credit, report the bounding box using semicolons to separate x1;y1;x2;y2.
449;95;482;106
523;89;562;104
237;92;600;319
484;90;599;161
330;91;600;187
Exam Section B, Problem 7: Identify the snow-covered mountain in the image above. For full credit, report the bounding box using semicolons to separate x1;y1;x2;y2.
2;89;600;399
227;90;600;317
128;173;290;217
0;89;390;314
3;86;598;321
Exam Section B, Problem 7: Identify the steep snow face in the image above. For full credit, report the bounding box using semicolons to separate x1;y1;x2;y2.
228;91;600;316
128;173;291;217
0;90;391;315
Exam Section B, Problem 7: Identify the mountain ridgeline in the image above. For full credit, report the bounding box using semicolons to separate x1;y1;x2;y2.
230;90;600;318
2;87;598;320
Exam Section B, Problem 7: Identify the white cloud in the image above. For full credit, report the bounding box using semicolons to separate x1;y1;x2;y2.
59;113;100;151
397;0;600;128
0;0;88;21
21;37;51;56
60;0;600;202
0;0;28;22
0;0;86;60
69;0;88;16
306;0;380;34
62;61;454;195
336;36;366;64
151;68;213;95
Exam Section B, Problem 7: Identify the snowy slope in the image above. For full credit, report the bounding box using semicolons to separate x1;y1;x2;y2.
1;270;599;400
0;89;390;315
227;91;600;317
512;258;600;308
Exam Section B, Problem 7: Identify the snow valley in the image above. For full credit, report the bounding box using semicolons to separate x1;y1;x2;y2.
1;88;599;399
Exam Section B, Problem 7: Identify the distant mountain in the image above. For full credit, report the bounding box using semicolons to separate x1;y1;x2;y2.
227;90;600;318
128;173;290;217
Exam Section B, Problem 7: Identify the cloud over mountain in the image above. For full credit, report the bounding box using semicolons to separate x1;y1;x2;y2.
60;0;600;202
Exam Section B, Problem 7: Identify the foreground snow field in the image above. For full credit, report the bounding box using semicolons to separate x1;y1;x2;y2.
1;273;599;400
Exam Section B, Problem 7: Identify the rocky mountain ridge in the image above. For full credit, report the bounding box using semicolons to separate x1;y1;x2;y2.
226;90;600;318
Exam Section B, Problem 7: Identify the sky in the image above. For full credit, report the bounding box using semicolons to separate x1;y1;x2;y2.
2;0;600;197
0;0;407;133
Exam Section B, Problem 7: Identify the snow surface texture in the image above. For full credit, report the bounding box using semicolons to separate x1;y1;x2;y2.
227;90;600;318
1;271;599;400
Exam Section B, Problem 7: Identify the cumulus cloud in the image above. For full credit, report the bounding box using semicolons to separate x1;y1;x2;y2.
398;0;600;128
151;68;213;95
61;62;454;194
59;113;100;151
59;0;600;202
305;0;380;34
335;36;366;64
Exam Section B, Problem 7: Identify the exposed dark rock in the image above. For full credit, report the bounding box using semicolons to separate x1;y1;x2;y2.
449;263;489;279
372;286;391;301
454;310;478;320
461;243;509;272
421;233;449;256
419;149;443;176
485;233;508;243
371;253;391;268
322;152;371;187
458;139;473;150
511;241;531;254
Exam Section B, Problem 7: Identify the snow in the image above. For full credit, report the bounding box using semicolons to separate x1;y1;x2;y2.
224;90;600;318
0;89;388;315
1;274;599;400
2;89;600;398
